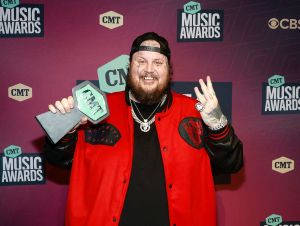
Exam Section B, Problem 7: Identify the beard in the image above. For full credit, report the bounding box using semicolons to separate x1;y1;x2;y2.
127;70;170;105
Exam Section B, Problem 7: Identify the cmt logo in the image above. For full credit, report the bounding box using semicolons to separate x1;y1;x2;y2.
268;75;285;88
183;1;201;14
99;11;123;29
1;0;19;8
8;83;32;101
4;145;22;158
265;214;282;226
268;18;300;30
97;55;129;93
272;156;295;174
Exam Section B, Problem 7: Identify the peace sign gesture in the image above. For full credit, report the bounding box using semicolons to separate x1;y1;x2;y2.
194;76;228;130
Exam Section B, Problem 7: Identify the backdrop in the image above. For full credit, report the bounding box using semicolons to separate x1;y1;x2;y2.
0;0;299;225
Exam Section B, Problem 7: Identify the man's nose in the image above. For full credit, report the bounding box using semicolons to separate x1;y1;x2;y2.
145;62;154;72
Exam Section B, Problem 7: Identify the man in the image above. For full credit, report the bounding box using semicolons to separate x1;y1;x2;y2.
45;32;243;226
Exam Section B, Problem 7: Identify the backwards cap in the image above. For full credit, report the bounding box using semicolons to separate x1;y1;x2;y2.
130;32;171;62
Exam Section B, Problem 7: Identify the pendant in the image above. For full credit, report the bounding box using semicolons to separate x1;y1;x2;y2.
140;120;150;132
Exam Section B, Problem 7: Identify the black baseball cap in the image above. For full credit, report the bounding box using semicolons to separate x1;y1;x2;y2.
129;32;171;62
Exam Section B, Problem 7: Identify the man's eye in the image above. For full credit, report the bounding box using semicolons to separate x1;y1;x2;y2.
137;59;145;64
155;61;163;65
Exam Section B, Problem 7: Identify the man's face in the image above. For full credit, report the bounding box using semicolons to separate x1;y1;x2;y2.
127;40;170;104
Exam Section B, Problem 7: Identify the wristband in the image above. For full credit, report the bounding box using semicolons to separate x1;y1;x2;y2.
208;114;228;131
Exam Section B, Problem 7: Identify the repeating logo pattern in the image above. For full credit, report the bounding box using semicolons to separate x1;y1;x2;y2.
0;145;46;186
0;3;44;37
272;157;295;174
99;11;123;29
262;75;300;114
260;214;300;226
177;1;224;42
8;83;32;101
97;55;129;93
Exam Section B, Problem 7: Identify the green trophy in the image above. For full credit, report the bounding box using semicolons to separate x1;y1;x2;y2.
36;81;109;144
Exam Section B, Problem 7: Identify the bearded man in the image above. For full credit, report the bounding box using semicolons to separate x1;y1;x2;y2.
45;32;243;226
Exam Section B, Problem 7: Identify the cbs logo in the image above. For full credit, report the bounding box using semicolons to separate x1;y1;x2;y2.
268;18;300;29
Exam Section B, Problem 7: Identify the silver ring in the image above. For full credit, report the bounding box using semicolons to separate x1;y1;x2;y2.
195;102;205;112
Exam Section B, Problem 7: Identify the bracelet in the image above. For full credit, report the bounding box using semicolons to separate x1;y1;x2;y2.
209;114;228;131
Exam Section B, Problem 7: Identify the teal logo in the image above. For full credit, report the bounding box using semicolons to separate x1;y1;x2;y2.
4;145;22;158
0;153;46;186
183;1;201;14
177;2;223;42
97;55;129;93
1;0;19;8
76;84;108;121
268;75;285;88
265;214;283;226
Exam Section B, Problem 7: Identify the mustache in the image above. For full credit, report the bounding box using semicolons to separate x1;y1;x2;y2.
139;72;159;79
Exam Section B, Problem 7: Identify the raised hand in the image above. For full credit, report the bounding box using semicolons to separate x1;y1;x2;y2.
194;76;228;130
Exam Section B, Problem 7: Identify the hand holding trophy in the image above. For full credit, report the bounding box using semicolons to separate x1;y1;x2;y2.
36;81;109;143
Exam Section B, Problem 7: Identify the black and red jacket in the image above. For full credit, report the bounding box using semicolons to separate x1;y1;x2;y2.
45;91;243;226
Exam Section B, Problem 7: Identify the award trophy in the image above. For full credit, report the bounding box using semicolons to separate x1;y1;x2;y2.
36;81;109;144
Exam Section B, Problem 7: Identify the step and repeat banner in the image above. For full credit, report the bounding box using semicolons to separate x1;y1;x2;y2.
0;0;299;226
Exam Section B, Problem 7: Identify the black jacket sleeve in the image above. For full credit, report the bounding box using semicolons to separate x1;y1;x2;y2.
44;132;78;169
204;124;243;175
